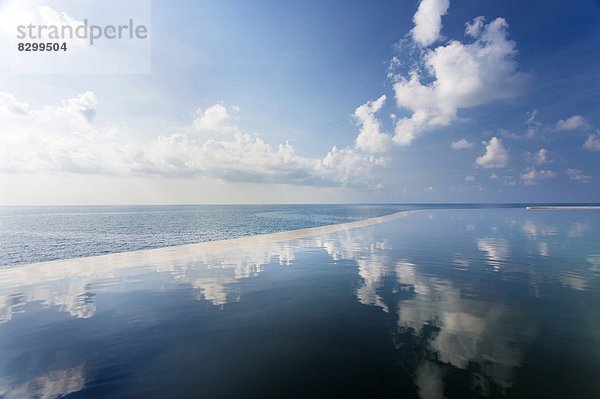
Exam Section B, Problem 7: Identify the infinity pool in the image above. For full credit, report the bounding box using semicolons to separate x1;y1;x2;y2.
0;209;598;398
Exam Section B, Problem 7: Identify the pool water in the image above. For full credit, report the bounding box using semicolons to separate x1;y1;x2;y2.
0;208;598;398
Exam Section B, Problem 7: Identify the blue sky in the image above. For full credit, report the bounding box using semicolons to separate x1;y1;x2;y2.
0;0;598;204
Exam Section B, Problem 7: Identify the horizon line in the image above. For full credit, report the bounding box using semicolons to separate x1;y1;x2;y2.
1;202;600;207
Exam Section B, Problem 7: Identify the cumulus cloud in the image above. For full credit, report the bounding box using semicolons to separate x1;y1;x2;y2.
354;95;391;153
583;133;600;151
451;138;474;150
521;167;557;185
475;137;509;168
533;148;549;164
0;90;97;123
524;148;550;165
566;168;591;183
411;0;450;47
554;115;588;131
0;92;30;115
0;1;537;192
465;175;475;182
62;91;98;122
392;16;528;145
193;103;239;133
320;146;388;187
504;112;590;139
0;91;386;188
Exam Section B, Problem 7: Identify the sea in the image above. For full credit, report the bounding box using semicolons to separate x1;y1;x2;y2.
0;203;526;266
0;204;598;398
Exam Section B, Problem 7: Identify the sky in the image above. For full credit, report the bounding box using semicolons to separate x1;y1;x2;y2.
0;0;598;204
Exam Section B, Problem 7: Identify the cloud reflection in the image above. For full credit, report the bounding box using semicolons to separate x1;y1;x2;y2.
522;220;558;237
0;209;596;398
394;264;529;396
0;364;86;399
0;212;407;319
476;238;509;271
0;240;305;315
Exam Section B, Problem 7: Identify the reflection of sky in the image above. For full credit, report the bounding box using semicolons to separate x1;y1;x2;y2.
0;209;598;398
362;255;529;396
0;239;303;317
0;364;85;399
347;210;599;397
476;238;510;271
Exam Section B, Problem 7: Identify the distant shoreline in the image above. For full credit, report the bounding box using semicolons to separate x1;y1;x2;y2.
526;206;600;210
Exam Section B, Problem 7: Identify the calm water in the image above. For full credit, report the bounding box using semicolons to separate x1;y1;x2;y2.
0;208;599;398
0;204;417;266
0;203;526;266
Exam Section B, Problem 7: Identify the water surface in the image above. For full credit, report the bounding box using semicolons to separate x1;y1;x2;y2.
0;203;541;266
0;204;415;266
0;208;598;398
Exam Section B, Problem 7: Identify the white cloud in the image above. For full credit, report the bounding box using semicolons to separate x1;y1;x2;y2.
318;145;389;187
0;90;97;123
393;16;527;145
0;91;386;188
61;91;98;123
354;95;391;153
525;110;541;138
475;137;509;168
489;173;498;179
555;115;588;131
520;167;557;185
503;112;590;140
566;168;592;183
411;0;450;47
583;133;600;151
465;175;475;182
534;148;549;164
0;92;30;115
193;103;239;133
0;3;84;47
500;110;541;140
524;148;549;165
451;138;474;150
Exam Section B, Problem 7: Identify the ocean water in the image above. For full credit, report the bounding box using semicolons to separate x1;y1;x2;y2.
0;203;523;266
0;204;413;266
0;208;598;398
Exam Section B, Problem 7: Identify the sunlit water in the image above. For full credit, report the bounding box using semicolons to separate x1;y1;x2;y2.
0;208;598;398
